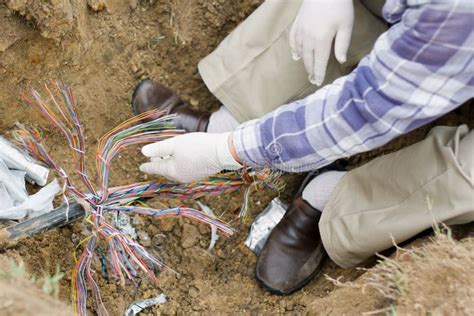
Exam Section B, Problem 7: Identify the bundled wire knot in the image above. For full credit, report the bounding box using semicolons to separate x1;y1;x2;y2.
14;81;281;315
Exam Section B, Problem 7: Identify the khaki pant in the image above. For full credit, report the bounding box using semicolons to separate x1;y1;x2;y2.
198;0;388;122
321;125;474;268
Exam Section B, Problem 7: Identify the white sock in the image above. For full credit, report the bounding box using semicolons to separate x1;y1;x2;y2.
302;171;347;211
207;106;240;133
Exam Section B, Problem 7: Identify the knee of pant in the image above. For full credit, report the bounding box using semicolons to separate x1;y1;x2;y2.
457;131;473;180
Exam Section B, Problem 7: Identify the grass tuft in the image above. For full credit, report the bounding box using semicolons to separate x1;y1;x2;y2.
0;260;26;279
42;265;65;298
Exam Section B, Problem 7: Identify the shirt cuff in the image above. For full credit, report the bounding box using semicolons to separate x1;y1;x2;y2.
232;119;267;169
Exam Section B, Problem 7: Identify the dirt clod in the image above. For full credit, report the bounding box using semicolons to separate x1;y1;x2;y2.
181;223;200;249
188;286;199;298
5;0;74;41
137;230;152;247
129;0;138;11
157;218;176;232
87;0;107;12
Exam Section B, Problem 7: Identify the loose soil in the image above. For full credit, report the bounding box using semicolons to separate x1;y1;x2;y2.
0;0;473;315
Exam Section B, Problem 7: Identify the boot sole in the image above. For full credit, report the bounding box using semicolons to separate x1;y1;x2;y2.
255;251;328;296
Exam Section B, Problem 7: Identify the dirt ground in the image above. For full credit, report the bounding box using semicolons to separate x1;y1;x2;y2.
0;0;473;315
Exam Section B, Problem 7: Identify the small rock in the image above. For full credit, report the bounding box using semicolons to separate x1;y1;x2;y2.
142;289;154;299
130;62;139;73
216;248;226;258
137;231;151;247
147;224;159;235
188;286;199;298
133;215;146;228
159;218;176;232
152;234;166;248
71;233;79;244
190;98;199;107
181;224;200;249
87;0;107;12
130;0;139;10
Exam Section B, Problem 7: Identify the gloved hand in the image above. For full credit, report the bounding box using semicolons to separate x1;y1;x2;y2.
140;132;243;183
290;0;354;86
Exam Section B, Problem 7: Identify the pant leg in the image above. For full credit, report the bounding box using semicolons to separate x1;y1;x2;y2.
198;0;388;122
319;125;474;268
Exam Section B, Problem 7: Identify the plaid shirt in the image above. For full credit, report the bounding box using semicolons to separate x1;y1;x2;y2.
233;0;474;172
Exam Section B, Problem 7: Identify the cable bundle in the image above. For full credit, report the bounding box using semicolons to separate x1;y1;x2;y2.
14;81;283;315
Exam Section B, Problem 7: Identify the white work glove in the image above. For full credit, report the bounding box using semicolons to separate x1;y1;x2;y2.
290;0;354;86
140;132;243;183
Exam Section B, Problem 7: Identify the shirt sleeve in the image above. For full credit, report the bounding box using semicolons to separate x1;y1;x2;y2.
232;0;474;172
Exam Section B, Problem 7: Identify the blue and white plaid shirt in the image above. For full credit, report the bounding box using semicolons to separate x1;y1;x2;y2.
233;0;474;172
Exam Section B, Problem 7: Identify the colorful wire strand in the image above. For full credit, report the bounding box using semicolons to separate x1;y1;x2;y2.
14;81;281;316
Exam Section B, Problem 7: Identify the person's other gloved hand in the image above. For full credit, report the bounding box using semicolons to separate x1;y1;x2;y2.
290;0;354;86
140;132;243;183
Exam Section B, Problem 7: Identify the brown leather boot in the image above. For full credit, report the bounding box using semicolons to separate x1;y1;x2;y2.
131;79;211;132
255;164;345;295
